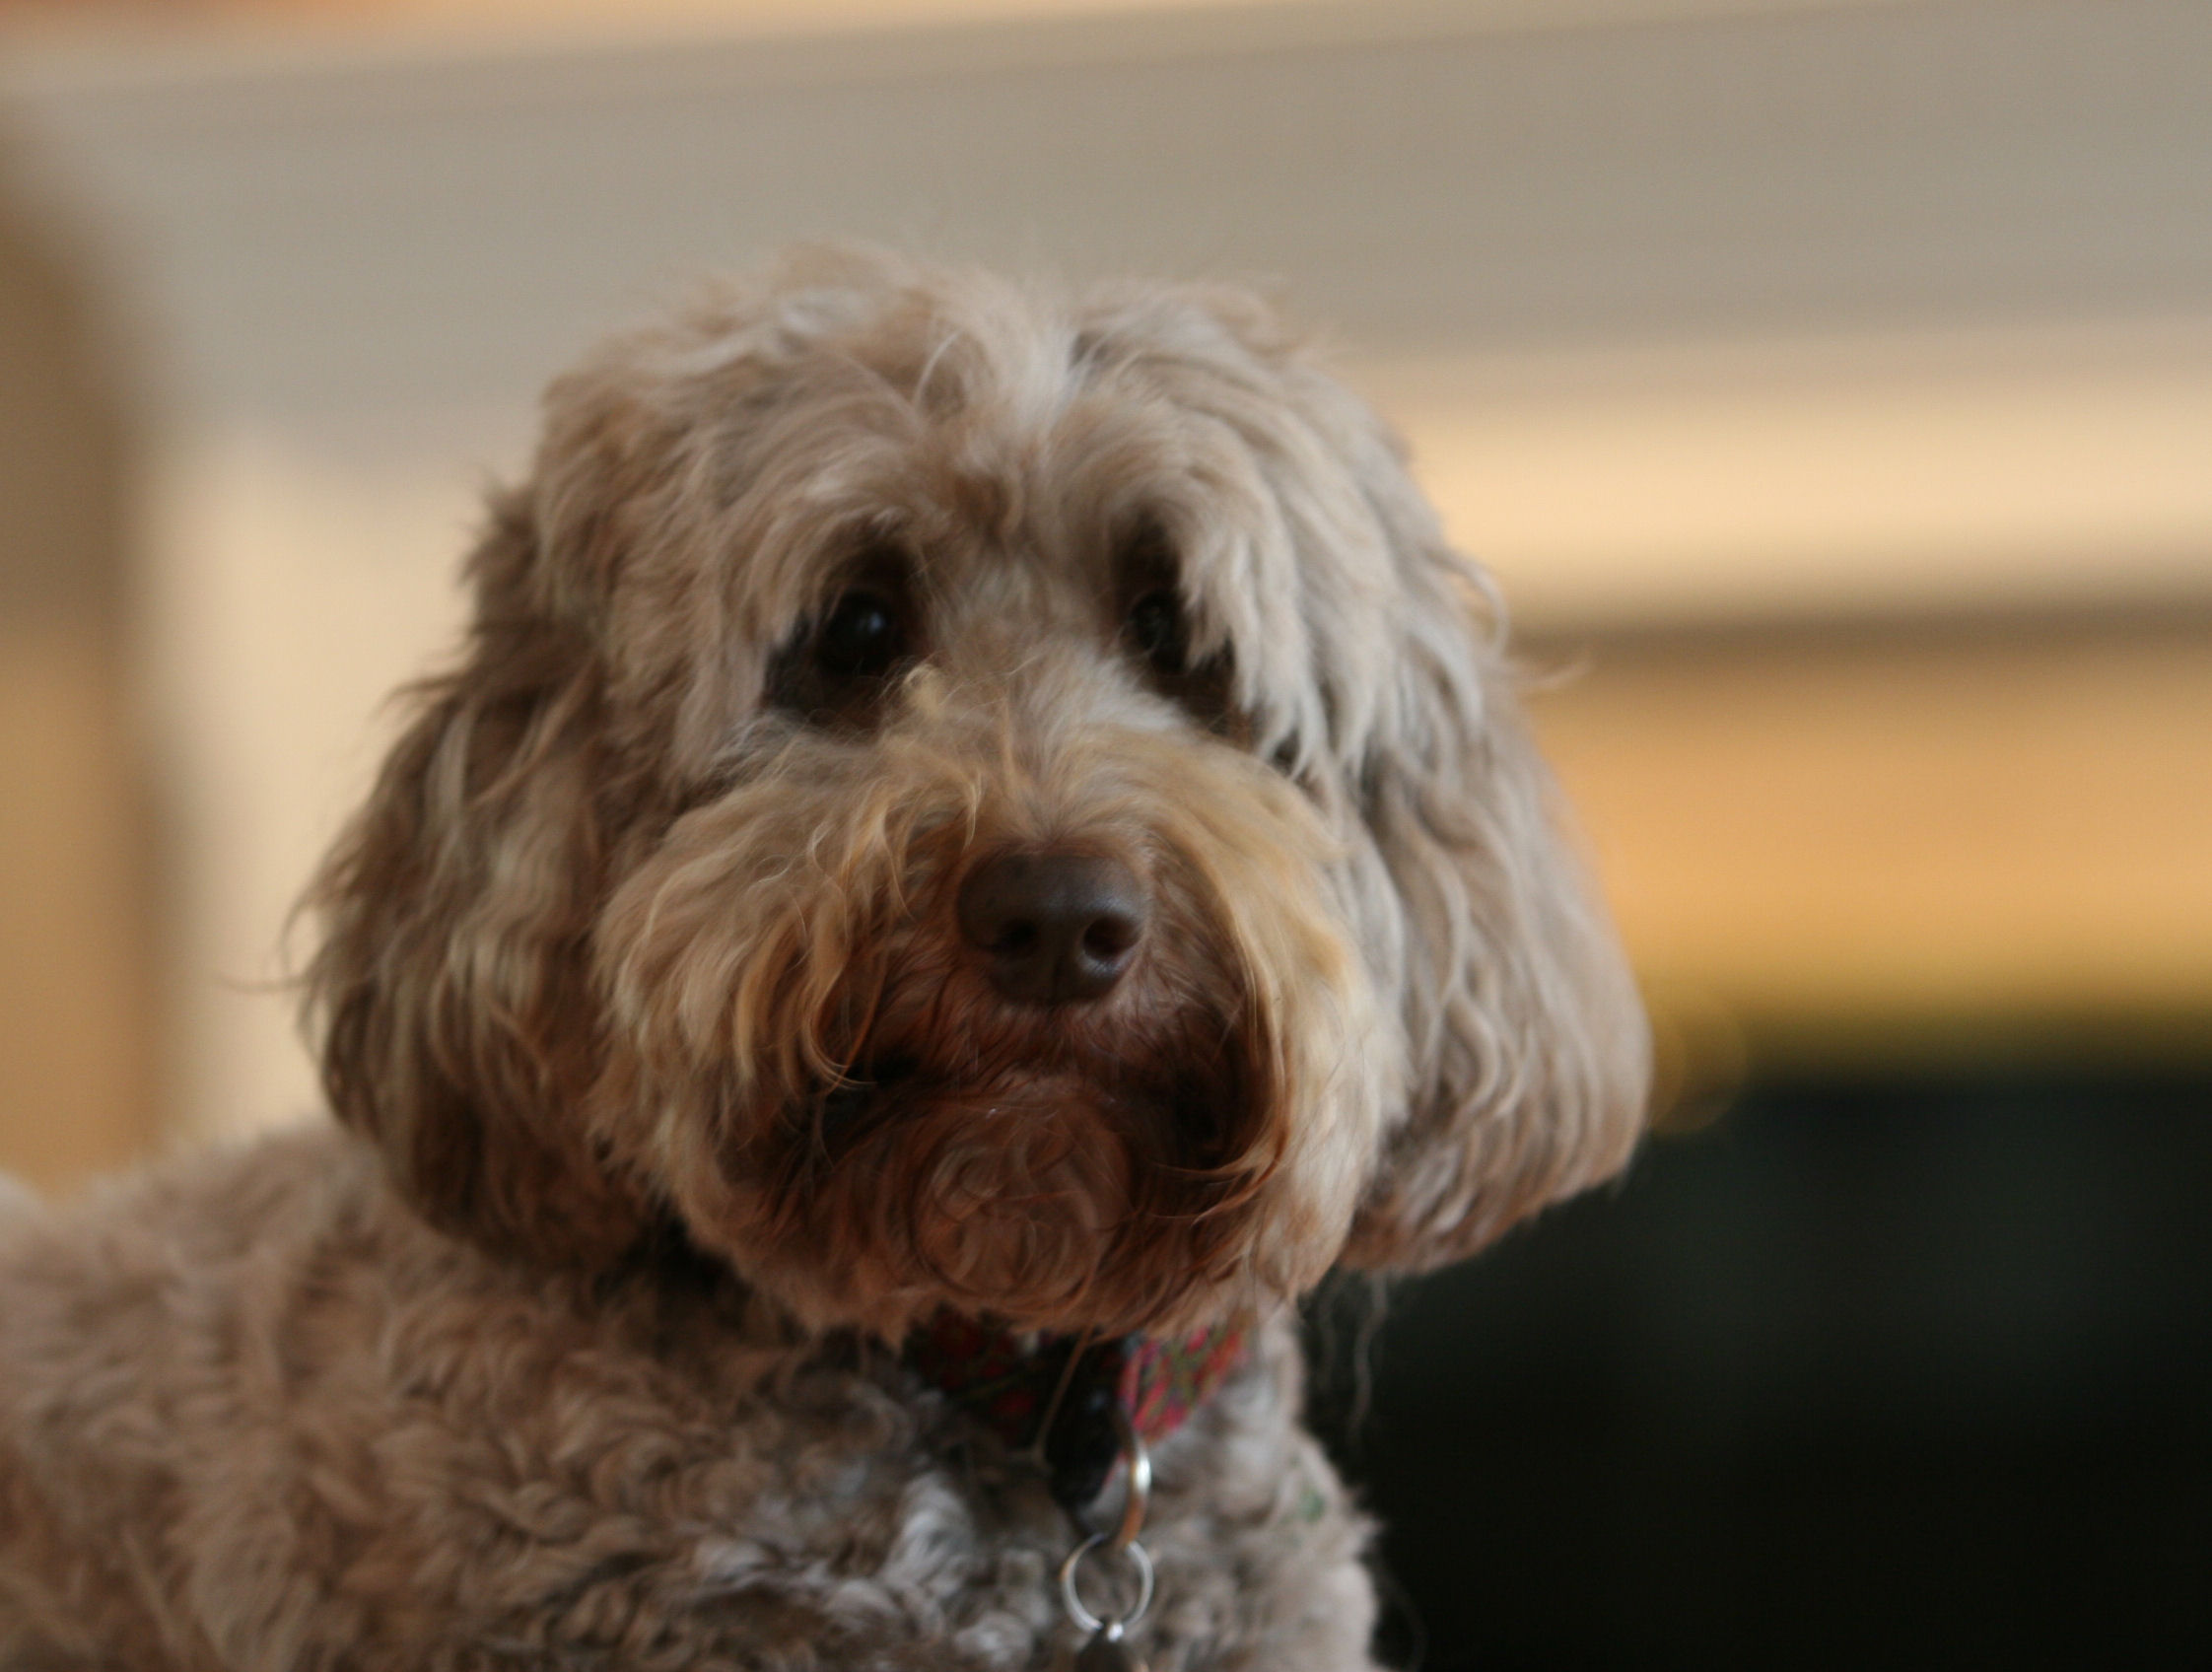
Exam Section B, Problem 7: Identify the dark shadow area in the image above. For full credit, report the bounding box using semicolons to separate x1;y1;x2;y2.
1308;1070;2212;1670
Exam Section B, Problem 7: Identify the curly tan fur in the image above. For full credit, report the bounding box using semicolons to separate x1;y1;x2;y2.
0;248;1648;1670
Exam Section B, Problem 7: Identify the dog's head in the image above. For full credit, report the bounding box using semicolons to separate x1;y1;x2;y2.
306;248;1647;1338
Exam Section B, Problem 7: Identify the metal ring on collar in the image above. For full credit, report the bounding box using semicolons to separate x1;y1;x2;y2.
1105;1402;1152;1551
1057;1533;1155;1637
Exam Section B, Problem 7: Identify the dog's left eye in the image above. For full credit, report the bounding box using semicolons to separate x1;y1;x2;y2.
1126;589;1188;677
1115;524;1241;737
815;591;909;680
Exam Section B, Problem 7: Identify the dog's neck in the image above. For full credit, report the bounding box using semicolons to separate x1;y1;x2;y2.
906;1311;1248;1508
602;1222;1251;1507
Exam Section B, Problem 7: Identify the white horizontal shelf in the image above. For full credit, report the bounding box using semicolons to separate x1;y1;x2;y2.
1360;316;2212;631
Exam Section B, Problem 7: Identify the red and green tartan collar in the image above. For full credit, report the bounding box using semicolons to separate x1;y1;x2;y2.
907;1310;1249;1507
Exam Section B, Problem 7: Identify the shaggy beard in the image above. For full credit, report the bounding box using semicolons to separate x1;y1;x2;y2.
755;1032;1270;1336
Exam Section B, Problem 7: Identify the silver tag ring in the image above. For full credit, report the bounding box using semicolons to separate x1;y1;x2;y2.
1057;1533;1155;1637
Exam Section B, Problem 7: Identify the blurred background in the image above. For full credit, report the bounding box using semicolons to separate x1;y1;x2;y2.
1;0;2206;1662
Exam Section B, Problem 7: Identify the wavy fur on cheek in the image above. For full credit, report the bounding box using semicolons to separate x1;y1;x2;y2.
588;671;1393;1337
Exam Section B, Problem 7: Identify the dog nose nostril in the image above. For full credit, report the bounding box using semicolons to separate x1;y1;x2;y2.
956;850;1149;1006
1082;917;1138;960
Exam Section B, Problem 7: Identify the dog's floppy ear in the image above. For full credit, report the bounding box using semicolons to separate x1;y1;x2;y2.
1339;541;1650;1271
304;493;648;1265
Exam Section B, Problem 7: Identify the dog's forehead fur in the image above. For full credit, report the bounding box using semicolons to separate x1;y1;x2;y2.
532;252;1445;781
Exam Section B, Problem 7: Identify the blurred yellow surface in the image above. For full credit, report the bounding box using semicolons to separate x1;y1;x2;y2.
0;626;154;1194
1531;620;2212;1064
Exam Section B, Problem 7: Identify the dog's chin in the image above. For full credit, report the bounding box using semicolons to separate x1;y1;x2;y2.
730;1063;1267;1339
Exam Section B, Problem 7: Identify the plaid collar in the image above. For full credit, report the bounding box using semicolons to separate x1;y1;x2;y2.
907;1310;1249;1508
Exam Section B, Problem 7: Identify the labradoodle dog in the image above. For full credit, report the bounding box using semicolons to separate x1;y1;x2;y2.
0;249;1647;1671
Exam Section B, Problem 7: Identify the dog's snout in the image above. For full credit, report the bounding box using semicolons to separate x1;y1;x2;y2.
956;851;1148;1006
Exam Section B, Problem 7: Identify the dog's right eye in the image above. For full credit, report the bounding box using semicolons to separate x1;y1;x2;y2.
814;590;908;680
766;577;918;726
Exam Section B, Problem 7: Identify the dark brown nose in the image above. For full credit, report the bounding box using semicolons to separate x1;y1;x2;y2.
956;850;1148;1006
